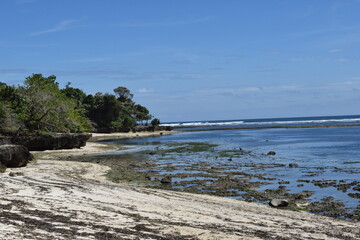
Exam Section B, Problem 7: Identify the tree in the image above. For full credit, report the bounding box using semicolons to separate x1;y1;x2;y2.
151;118;160;128
134;104;152;125
0;83;25;133
61;82;87;108
114;86;133;102
1;74;159;134
15;74;92;132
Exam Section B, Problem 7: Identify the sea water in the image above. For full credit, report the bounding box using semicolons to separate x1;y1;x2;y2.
114;115;360;211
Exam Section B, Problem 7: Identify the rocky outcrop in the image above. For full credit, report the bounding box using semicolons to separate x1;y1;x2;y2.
0;135;11;145
95;125;172;133
11;133;92;151
0;145;32;168
133;125;172;133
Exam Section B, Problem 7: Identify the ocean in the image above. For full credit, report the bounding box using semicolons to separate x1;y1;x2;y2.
161;114;360;130
110;115;360;219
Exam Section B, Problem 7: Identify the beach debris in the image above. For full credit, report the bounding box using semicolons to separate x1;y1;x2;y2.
269;199;289;208
289;163;299;168
267;151;276;156
160;176;172;184
9;172;24;177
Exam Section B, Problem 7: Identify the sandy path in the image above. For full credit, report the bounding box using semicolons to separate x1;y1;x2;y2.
0;133;359;239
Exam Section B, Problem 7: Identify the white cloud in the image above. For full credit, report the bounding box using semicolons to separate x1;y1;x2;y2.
29;19;79;36
329;48;344;53
138;88;154;93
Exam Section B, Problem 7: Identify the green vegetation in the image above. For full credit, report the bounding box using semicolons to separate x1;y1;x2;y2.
0;74;159;134
143;142;218;154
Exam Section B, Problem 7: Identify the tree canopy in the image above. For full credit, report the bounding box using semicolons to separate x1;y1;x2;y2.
0;74;159;134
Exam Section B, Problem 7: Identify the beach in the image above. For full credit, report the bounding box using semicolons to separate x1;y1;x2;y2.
0;131;359;239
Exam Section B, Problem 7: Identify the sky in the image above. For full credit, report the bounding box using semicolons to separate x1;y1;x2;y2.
1;0;360;122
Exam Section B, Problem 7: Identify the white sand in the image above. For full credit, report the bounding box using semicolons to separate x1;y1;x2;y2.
0;132;359;239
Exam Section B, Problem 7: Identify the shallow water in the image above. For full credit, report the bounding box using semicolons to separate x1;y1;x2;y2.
110;127;360;216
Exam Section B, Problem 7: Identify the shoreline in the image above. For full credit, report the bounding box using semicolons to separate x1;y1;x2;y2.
177;123;360;132
1;132;359;239
90;130;176;141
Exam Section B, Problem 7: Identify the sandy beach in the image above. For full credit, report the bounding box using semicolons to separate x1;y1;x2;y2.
0;132;359;240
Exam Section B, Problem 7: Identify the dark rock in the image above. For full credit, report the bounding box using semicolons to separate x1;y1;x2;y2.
0;135;11;145
0;145;32;168
0;163;6;173
348;193;360;199
289;163;299;168
160;176;172;184
132;125;172;133
295;191;313;200
278;181;290;184
267;151;276;156
269;199;289;207
9;172;24;177
11;133;91;151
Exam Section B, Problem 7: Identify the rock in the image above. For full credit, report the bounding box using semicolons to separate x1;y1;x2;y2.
132;125;173;133
11;133;91;151
267;151;276;156
0;135;11;145
0;145;32;168
9;172;24;177
289;163;299;168
295;191;313;200
269;199;289;208
278;181;290;184
348;193;360;199
160;176;172;184
0;163;6;173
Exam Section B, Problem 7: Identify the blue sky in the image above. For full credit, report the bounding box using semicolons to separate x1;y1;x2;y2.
1;0;360;122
